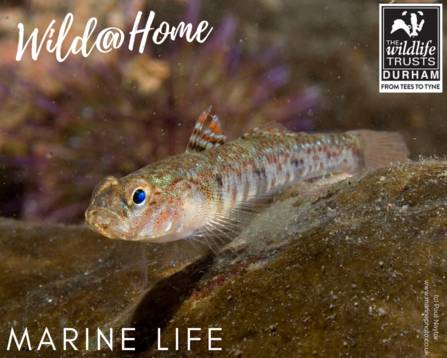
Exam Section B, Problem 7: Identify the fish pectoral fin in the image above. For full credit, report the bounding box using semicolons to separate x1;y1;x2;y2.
241;122;305;139
185;106;226;153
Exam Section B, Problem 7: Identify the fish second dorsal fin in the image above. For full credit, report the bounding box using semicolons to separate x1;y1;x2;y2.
186;107;226;153
241;122;303;139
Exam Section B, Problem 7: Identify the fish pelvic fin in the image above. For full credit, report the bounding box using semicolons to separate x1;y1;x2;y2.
186;107;226;153
349;130;410;169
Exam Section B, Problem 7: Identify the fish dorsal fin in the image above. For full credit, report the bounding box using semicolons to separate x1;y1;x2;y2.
186;107;226;153
241;122;304;139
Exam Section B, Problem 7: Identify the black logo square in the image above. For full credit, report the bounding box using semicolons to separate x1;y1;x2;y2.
379;4;442;93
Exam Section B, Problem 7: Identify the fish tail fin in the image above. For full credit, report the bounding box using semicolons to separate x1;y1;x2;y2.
348;130;410;169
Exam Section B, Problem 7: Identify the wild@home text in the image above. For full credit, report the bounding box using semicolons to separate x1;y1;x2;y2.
16;11;213;62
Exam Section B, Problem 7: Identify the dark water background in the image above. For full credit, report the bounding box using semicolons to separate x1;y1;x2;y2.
0;0;444;222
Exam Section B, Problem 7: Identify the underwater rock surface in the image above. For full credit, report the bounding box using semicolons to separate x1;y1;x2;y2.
2;160;447;357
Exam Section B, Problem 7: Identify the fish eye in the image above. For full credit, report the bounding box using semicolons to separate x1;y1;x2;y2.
132;189;146;205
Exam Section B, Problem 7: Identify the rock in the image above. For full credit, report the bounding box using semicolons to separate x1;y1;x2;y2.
2;160;447;357
0;219;208;356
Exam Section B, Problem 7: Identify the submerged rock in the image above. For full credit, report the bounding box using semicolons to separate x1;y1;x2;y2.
1;161;447;357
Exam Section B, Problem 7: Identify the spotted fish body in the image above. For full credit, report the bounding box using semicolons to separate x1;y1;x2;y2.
85;108;409;243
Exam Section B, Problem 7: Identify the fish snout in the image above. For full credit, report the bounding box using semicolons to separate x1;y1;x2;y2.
91;176;120;201
86;175;134;239
85;205;132;239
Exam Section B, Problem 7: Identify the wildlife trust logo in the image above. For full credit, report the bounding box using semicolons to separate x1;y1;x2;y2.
379;4;443;93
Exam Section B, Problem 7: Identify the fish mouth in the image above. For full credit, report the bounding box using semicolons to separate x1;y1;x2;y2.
85;207;133;240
